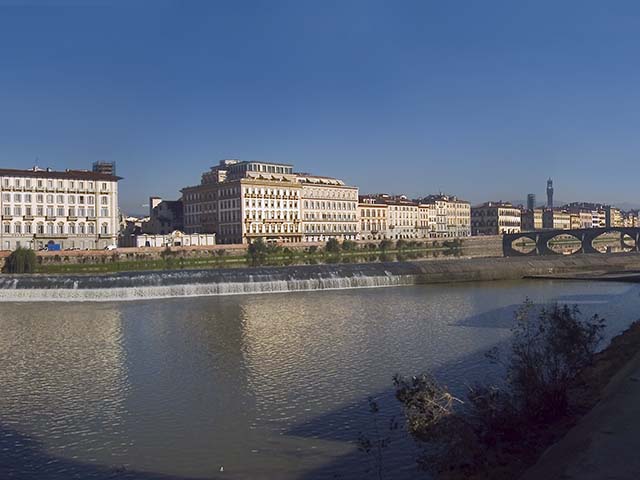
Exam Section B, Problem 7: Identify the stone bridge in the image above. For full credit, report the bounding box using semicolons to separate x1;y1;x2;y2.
503;227;640;256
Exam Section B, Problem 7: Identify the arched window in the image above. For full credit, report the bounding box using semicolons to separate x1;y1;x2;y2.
57;223;64;235
79;223;86;234
14;222;22;234
88;223;95;235
46;223;54;235
69;223;76;234
37;223;44;234
101;223;108;235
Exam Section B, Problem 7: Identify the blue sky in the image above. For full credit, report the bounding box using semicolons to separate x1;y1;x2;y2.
1;0;639;214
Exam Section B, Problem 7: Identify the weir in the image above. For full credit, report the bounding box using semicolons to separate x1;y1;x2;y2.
2;254;640;302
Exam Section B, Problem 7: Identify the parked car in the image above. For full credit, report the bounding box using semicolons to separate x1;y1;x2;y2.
104;244;117;251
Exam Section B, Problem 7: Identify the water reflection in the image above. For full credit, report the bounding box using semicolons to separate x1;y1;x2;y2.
0;280;638;479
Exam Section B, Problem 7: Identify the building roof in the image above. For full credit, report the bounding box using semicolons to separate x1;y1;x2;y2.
0;167;121;181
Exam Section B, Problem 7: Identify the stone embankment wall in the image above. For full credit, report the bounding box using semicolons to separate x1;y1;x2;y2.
0;236;503;270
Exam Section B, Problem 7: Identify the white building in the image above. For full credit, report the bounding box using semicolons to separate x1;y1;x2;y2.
182;160;358;244
298;174;358;242
0;166;121;250
123;231;216;248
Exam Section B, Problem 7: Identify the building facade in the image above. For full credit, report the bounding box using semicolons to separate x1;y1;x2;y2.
144;196;184;235
521;208;543;231
298;174;358;242
542;209;571;230
471;202;521;235
358;198;389;241
0;166;120;250
419;194;471;238
182;160;357;244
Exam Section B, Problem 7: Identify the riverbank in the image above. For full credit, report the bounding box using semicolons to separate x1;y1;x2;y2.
1;252;639;301
516;320;640;480
0;236;503;274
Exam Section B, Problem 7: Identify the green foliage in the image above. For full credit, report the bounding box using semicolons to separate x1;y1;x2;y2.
4;247;37;274
379;239;393;251
325;238;341;253
341;239;357;251
247;237;268;266
395;239;407;250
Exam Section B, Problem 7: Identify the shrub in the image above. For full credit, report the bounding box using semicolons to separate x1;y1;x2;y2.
247;238;268;266
379;239;393;251
393;300;606;477
488;301;605;420
325;238;341;253
395;239;407;250
4;247;37;274
341;239;357;251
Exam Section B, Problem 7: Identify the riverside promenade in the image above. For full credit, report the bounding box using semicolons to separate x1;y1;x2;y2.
522;349;640;479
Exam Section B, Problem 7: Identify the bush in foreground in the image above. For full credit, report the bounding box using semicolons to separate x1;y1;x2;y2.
394;300;606;478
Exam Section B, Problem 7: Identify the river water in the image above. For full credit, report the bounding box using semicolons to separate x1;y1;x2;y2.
0;279;638;480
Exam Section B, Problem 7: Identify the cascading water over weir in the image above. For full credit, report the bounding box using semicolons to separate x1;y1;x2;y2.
0;263;424;302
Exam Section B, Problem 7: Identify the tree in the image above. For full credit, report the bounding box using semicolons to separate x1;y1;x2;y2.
341;239;357;251
325;238;341;253
393;300;606;477
4;247;37;274
379;239;393;251
247;237;268;266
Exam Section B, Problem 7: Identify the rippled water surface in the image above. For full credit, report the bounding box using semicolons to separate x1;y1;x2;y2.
0;280;638;479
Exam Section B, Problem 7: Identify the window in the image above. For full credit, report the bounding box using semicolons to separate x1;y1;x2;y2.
87;196;94;205
25;206;32;216
57;195;64;203
26;179;31;188
46;223;54;234
46;194;53;203
101;183;107;190
46;207;53;217
88;223;95;234
88;207;95;217
100;196;108;205
25;223;32;234
25;194;31;203
14;223;21;234
2;193;9;202
3;223;9;234
3;179;9;187
36;206;43;216
37;223;44;234
57;181;63;189
57;207;64;217
14;193;21;202
101;208;109;217
57;223;64;234
69;223;76;234
47;180;53;188
14;206;21;216
3;206;10;216
79;223;85;234
69;195;75;204
79;195;85;204
36;194;43;203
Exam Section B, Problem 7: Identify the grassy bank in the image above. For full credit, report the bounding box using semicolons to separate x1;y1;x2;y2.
33;239;465;275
